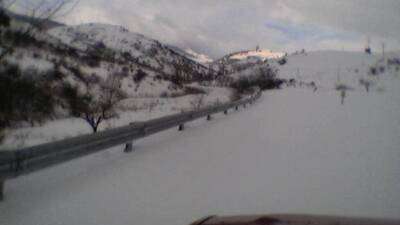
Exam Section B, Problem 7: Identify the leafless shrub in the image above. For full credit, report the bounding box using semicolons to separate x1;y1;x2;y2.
62;74;126;133
16;0;79;30
190;94;205;110
148;100;158;113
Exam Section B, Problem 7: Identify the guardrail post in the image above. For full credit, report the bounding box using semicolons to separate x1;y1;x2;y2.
0;180;4;201
124;141;134;153
178;124;185;131
207;115;212;121
235;106;239;111
124;122;138;153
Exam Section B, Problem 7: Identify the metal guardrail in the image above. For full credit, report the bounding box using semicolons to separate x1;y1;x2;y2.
189;214;400;225
0;91;262;200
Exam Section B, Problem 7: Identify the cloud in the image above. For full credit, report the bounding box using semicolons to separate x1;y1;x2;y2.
38;0;400;58
265;19;358;44
281;0;400;38
266;20;325;41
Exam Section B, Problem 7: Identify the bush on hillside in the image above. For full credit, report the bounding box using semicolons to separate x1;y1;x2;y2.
0;10;10;27
369;66;378;75
0;63;55;128
61;83;82;117
2;29;36;47
86;41;116;63
278;57;287;65
69;66;86;83
122;51;132;60
231;77;252;93
133;69;147;83
231;65;282;93
83;54;101;67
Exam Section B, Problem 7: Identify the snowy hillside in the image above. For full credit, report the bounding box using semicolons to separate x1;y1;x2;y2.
49;23;212;80
184;48;213;64
0;19;234;149
167;45;213;65
211;49;285;74
230;49;285;60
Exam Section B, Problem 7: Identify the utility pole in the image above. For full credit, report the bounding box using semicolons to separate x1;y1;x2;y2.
382;42;386;61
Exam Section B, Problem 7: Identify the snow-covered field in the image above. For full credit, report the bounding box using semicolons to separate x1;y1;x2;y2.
1;52;399;225
230;49;285;60
277;51;383;89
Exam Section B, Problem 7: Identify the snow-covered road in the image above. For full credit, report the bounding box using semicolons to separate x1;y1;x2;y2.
1;86;400;225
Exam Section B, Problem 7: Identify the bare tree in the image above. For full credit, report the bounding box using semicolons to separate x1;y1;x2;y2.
0;0;78;60
62;71;125;133
16;0;78;30
148;100;158;113
171;60;185;86
80;74;125;133
359;78;373;92
0;0;17;9
0;1;16;60
190;94;205;110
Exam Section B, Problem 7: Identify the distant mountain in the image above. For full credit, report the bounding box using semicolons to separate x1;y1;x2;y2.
228;49;285;61
211;49;285;75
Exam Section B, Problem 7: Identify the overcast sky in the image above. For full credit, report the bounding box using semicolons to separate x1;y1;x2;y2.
15;0;400;58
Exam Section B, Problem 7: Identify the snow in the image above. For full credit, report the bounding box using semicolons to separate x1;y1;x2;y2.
7;51;54;72
212;49;286;75
165;45;213;65
1;51;400;225
184;48;213;64
230;49;285;61
277;51;381;89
